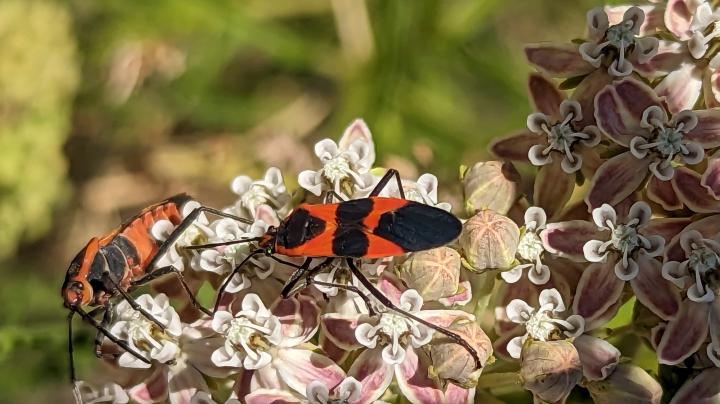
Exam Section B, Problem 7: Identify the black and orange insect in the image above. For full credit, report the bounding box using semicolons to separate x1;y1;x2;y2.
190;169;482;368
62;193;246;393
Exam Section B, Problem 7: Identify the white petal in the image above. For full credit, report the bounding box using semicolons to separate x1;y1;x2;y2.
524;206;547;230
614;257;639;281
507;336;525;359
314;139;340;160
592;204;617;229
399;289;423;312
381;343;406;365
506;299;534;324
628;201;652;226
355;323;379;349
539;288;565;313
501;266;524;284
230;175;252;195
528;264;551;285
298;170;324;196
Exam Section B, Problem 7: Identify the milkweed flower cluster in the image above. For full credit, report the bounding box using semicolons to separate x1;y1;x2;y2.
78;2;720;403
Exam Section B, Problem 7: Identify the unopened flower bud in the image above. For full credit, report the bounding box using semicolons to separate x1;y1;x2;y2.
397;247;461;301
462;161;520;216
428;319;493;388
520;340;582;403
587;364;662;404
460;210;519;271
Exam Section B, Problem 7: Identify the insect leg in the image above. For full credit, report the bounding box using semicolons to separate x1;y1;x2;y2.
104;274;167;331
67;311;79;391
74;308;150;365
308;279;377;316
213;249;265;313
146;206;253;270
276;257;314;298
368;168;405;199
92;304;119;359
324;190;348;203
132;266;212;316
345;258;482;368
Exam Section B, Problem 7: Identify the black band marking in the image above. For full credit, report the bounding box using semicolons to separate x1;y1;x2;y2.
332;227;369;257
373;202;462;251
336;198;373;225
278;208;326;249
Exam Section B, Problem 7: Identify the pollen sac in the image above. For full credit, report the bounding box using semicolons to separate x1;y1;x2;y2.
462;161;520;216
397;247;461;301
428;318;492;388
519;340;582;403
460;210;519;271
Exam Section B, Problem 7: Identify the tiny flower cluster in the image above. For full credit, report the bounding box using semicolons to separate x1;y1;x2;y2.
79;2;720;403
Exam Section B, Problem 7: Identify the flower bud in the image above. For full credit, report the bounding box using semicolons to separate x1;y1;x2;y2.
397;247;461;301
519;340;582;403
587;364;662;404
460;210;519;271
428;319;493;388
462;161;520;216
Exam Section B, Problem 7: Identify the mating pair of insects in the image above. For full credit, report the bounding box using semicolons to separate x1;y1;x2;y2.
61;169;481;393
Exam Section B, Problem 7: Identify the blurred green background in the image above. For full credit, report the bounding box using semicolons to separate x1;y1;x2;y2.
0;0;607;402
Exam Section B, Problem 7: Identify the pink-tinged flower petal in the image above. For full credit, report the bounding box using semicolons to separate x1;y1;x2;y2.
665;214;720;262
320;333;350;364
664;0;695;40
701;153;720;198
275;348;345;397
418;309;474;328
640;218;691;245
489;131;543;162
635;41;687;79
647;176;683;210
655;63;703;114
376;274;403;305
573;335;620;381
586;296;623;331
320;313;362;350
534;159;574;220
572;260;625;323
128;368;169;404
541;221;606;261
657;299;710;364
587;364;663;404
245;389;301;404
528;73;563;119
594;79;661;146
686;109;720;148
670;368;720;404
445;383;474;404
631;253;681;320
525;43;595;78
571;69;614;129
272;295;320;347
606;5;665;35
348;348;394;404
395;346;444;404
586;152;651;210
438;280;472;307
672;167;720;213
704;68;720;108
168;365;208;404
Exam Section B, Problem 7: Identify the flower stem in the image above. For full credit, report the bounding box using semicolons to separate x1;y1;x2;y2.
476;372;520;389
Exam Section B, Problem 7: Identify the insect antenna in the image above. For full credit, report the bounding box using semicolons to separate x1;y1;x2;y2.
213;248;266;313
183;237;265;250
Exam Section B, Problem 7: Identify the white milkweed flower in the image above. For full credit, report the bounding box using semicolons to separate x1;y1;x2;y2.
110;293;182;368
354;289;433;365
298;119;376;198
505;288;585;359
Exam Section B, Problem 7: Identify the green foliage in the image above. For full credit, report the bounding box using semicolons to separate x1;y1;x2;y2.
0;0;78;259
